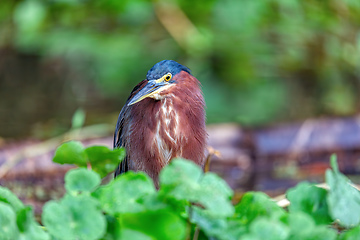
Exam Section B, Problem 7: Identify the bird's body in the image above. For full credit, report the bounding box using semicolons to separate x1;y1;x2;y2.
114;60;206;184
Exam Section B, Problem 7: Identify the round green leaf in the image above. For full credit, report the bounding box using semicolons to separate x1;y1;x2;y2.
285;212;315;236
159;159;234;218
0;186;24;212
245;217;290;240
286;182;332;225
307;226;337;240
94;171;156;215
65;168;101;193
198;173;234;217
159;158;203;188
85;146;125;178
0;202;18;240
159;159;204;201
234;192;285;225
42;195;106;240
53;141;87;167
283;212;336;240
120;210;186;240
42;201;74;240
191;207;247;240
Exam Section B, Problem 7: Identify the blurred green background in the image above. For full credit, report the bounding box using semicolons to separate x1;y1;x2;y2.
1;0;360;139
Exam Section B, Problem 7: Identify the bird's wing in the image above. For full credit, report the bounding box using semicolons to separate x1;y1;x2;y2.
114;79;148;176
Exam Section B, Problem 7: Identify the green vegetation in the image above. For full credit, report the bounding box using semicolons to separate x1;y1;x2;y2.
0;142;360;239
1;0;360;125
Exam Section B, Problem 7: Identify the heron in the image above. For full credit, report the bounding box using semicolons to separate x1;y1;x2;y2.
114;60;207;185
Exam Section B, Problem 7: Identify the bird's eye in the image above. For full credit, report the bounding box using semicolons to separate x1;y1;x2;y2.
164;73;172;81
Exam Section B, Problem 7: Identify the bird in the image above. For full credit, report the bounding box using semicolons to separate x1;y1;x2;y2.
113;60;207;185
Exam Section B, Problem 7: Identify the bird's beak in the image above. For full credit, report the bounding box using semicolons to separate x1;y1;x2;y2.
128;80;169;106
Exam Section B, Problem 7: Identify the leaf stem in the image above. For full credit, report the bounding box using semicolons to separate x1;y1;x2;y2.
193;226;199;240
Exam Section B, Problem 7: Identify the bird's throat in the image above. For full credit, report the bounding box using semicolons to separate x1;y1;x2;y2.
150;92;166;100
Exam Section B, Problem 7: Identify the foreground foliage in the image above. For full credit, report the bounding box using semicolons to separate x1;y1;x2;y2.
1;141;360;239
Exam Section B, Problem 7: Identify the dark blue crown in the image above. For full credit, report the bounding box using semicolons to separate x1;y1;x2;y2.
146;60;191;80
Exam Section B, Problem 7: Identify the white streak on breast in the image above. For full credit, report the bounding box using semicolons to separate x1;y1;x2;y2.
154;121;172;164
162;99;176;144
153;97;185;164
174;111;179;136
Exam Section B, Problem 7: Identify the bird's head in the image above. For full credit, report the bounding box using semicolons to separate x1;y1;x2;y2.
127;60;192;106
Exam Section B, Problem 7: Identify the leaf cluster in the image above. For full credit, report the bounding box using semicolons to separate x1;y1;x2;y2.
1;143;360;239
53;141;125;178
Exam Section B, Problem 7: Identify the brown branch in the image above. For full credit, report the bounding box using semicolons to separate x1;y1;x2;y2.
153;1;203;50
204;146;221;172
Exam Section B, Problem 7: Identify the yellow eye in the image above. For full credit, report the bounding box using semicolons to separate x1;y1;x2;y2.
164;73;172;81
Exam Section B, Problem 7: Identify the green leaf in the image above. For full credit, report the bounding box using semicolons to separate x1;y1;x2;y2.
65;168;101;193
119;229;154;240
283;212;336;240
85;146;125;178
16;206;50;240
242;217;290;240
326;155;360;227
101;215;122;240
13;0;46;32
138;194;170;212
284;212;315;240
159;159;234;217
190;207;228;238
191;207;246;240
301;226;337;240
16;206;31;232
339;226;360;240
197;173;234;217
286;182;332;225
159;158;203;194
225;219;249;240
119;210;186;240
53;141;87;167
234;192;285;225
53;142;125;177
71;108;86;129
42;194;106;240
0;186;24;212
93;171;156;215
0;202;19;240
0;189;48;240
